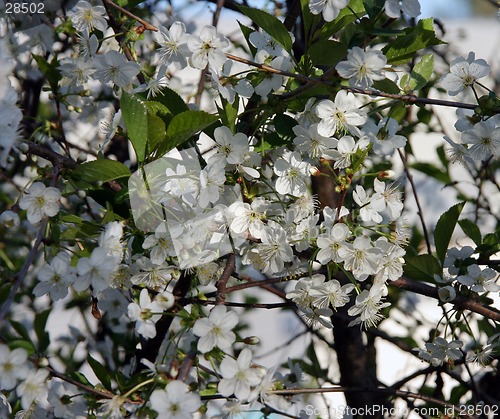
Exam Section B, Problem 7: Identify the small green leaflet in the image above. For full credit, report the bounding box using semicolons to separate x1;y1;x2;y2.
400;53;434;91
403;254;441;282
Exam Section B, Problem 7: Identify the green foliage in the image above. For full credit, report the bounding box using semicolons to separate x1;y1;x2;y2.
383;18;445;65
434;202;465;264
153;110;218;157
458;219;482;247
400;53;435;92
403;254;441;282
237;5;293;53
87;354;112;390
308;40;347;67
71;159;131;184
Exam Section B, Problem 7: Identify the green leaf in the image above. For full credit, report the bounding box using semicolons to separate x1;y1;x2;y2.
121;92;149;162
308;40;347;67
147;86;189;115
34;309;51;352
33;55;61;93
383;18;445;65
217;96;239;134
459;219;482;247
237;21;259;57
10;320;32;342
87;355;112;390
403;254;441;282
158;110;218;155
145;113;167;154
434;202;465;264
372;78;401;94
408;54;434;91
237;5;293;52
274;114;297;142
320;0;365;39
72;160;131;183
363;0;384;19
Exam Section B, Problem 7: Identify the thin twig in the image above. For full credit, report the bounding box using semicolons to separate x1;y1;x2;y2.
102;0;158;31
398;149;432;254
0;218;48;321
226;53;484;111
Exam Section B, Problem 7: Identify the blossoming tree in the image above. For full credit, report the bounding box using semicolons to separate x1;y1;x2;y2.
0;0;499;417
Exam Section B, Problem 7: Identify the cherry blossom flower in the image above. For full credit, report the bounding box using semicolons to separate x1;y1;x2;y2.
250;30;289;57
0;210;20;228
251;223;294;275
19;182;61;224
198;162;226;208
353;185;384;223
59;57;95;86
187;25;229;73
315;91;367;137
127;288;163;339
286;274;326;308
34;252;76;301
130;256;175;290
316;222;350;264
309;0;349;22
373;237;405;282
193;305;239;353
309;276;354;310
142;222;175;265
370;178;404;220
0;344;29;390
461;120;500;161
69;1;108;33
384;0;421;18
418;337;463;367
457;264;500;293
293;123;338;160
93;51;141;88
209;126;249;166
75;247;119;293
444;245;475;275
336;47;386;89
218;348;264;402
339;236;382;281
254;51;291;98
323;135;362;169
441;52;490;96
155;22;190;69
348;283;390;328
227;198;269;240
274;151;311;196
16;369;49;410
150;380;202;419
364;117;407;156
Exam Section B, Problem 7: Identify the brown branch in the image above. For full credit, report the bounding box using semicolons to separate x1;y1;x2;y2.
181;297;291;309
226;53;483;111
102;0;158;32
390;277;500;321
215;253;235;304
25;142;77;169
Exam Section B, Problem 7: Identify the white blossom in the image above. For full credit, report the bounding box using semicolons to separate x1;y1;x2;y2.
150;380;202;419
315;91;367;137
441;52;490;96
336;47;386;89
19;182;61;224
193;305;238;353
309;0;349;22
127;288;163;339
218;349;264;402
